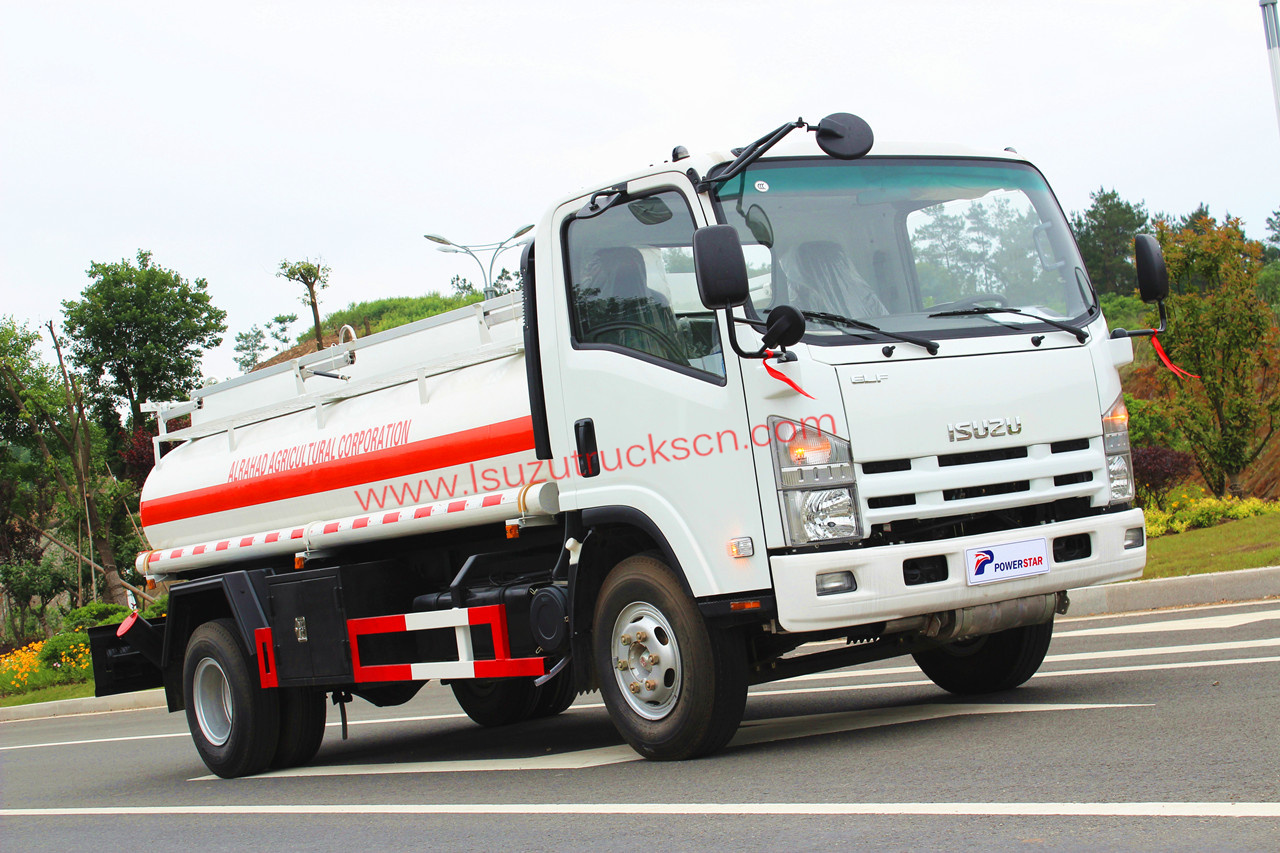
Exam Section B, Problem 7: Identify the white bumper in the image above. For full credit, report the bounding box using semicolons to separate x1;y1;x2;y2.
770;509;1145;633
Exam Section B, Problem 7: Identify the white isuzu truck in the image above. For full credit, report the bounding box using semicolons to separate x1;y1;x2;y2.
91;113;1171;778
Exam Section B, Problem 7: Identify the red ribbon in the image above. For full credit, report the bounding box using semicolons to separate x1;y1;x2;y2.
1151;335;1199;379
763;350;815;399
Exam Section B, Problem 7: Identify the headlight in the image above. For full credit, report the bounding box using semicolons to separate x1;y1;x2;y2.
1102;394;1134;504
769;417;863;546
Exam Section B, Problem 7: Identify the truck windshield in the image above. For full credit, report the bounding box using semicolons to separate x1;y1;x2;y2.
710;158;1096;345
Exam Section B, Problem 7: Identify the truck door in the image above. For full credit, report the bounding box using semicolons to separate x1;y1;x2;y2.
538;173;771;598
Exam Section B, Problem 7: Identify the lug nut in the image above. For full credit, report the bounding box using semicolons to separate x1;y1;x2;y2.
635;630;648;642
645;653;659;666
629;681;641;694
644;679;656;691
617;659;629;670
620;634;632;646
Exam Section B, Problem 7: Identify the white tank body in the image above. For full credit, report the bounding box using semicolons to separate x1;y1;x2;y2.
140;296;545;551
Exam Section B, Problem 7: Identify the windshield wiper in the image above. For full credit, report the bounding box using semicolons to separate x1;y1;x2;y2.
802;310;939;355
929;307;1087;343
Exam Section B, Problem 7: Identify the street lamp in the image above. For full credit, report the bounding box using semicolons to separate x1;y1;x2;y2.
425;224;534;299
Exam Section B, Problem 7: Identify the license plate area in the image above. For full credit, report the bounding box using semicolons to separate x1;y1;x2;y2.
964;537;1049;586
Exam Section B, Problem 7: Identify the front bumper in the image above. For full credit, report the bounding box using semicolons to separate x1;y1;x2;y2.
770;508;1145;633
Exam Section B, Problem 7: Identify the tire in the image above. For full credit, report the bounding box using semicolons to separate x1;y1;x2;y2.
182;619;280;779
451;677;541;727
593;554;747;760
912;618;1054;695
530;667;577;719
271;688;326;769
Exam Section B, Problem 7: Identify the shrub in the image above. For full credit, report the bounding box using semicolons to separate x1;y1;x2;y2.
1132;445;1195;509
36;631;93;683
0;640;45;695
64;602;130;631
1145;495;1280;538
142;594;168;619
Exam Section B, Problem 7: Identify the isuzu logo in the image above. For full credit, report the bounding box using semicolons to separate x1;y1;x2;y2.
947;417;1023;442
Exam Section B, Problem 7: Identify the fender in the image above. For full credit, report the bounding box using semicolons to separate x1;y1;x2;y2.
161;569;273;710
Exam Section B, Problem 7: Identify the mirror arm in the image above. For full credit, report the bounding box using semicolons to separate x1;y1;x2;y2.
1109;300;1168;339
722;306;769;359
695;119;807;193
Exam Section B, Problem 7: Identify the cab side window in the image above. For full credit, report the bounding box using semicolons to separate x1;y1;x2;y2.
565;190;725;378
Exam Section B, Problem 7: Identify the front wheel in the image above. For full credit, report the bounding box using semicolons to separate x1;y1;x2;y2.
593;554;747;760
183;619;280;778
912;618;1054;695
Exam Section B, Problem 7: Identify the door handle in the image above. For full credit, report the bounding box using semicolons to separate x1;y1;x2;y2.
574;418;600;477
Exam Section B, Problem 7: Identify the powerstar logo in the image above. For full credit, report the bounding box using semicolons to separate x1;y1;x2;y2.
965;538;1050;586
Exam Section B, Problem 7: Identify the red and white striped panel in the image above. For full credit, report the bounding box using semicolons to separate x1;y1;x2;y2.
345;604;545;685
136;482;559;576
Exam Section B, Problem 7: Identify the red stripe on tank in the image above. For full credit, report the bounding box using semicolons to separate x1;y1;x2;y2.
140;416;535;527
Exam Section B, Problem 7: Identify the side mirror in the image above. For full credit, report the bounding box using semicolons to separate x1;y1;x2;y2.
761;305;805;349
1134;235;1169;304
694;225;750;309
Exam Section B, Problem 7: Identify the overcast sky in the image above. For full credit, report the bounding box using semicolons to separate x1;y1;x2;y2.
3;1;1278;380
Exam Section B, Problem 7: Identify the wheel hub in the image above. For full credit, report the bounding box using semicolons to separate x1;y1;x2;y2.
611;602;681;720
192;657;233;746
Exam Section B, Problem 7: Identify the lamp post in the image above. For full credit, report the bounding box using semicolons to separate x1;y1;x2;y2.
424;224;534;299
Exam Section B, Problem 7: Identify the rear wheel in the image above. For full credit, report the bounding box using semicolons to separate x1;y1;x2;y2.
912;619;1054;695
593;554;747;760
451;677;540;727
183;619;280;778
271;688;326;769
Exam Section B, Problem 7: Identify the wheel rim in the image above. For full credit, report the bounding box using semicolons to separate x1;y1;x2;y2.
192;657;233;746
610;601;681;721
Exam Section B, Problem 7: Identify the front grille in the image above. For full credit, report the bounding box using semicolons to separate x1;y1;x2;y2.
863;458;912;474
855;435;1105;548
943;480;1029;501
868;494;916;509
938;446;1029;467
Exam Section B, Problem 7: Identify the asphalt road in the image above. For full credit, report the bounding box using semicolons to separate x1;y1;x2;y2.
2;600;1277;852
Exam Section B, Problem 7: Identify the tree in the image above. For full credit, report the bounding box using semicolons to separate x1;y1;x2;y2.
1069;188;1149;297
266;313;297;348
1263;207;1280;265
278;259;331;351
1153;216;1280;496
0;319;134;606
61;250;226;427
233;326;267;373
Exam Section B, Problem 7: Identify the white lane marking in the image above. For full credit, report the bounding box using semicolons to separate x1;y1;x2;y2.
4;802;1278;818
751;655;1280;700
776;637;1280;684
0;731;189;752
201;702;1139;780
1057;608;1280;637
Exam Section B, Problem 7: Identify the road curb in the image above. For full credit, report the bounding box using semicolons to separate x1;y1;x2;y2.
4;566;1278;723
1068;564;1280;617
0;688;165;723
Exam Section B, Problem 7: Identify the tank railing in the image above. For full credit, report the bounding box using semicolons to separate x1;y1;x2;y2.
157;341;527;445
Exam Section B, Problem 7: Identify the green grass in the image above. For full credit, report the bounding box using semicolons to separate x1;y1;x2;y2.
0;680;95;707
1142;512;1280;580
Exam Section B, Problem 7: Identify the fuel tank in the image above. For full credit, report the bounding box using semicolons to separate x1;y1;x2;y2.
139;297;543;551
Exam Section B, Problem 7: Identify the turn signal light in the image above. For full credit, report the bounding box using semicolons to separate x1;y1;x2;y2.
788;432;833;465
